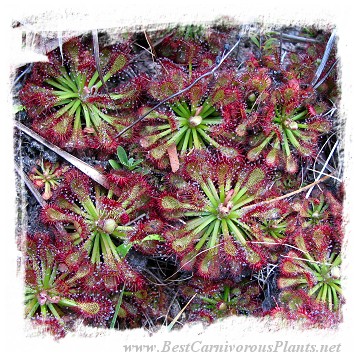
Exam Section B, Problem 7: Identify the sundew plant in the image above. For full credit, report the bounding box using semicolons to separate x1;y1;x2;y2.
13;23;343;337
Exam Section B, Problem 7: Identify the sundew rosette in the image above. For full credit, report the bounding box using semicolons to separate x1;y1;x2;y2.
20;37;145;152
41;169;152;290
158;151;278;279
139;60;242;168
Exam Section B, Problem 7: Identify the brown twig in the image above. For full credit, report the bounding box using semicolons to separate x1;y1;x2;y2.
144;30;158;61
240;173;333;213
114;36;242;139
92;29;109;94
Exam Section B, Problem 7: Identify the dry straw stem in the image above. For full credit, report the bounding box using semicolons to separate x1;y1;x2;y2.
15;121;108;188
241;173;333;213
167;293;197;332
14;164;46;208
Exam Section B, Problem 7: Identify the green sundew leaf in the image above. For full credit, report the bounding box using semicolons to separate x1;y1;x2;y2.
200;296;218;304
206;178;220;203
91;105;114;125
193;215;217;235
247;134;274;161
142;234;165;242
109;159;121;170
191;128;202;149
110;285;125;328
199;101;213;117
13;104;25;114
126;158;143;170
172;232;196;252
166;126;189;146
196;128;220;147
47;303;63;321
194;223;215;251
161;195;198;211
329;282;342;295
331;285;339;310
58;298;78;308
285;129;300;149
226;219;246;245
316;285;324;301
107;54;127;77
180;128;191;154
173;101;191;118
24;294;36;303
327;284;333;310
201;105;218;119
88;233;98;263
117;146;129;165
116;243;133;258
25;299;39;318
321;284;328;302
88;71;100;88
264;37;278;50
223;286;230;302
250;36;260;48
201;118;222;125
308;282;323;296
332;254;342;267
278;277;308;289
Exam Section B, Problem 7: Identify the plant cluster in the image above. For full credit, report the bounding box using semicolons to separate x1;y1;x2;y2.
15;25;343;337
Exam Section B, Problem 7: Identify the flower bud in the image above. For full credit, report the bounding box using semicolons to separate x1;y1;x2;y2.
189;115;203;127
217;301;228;311
102;219;117;234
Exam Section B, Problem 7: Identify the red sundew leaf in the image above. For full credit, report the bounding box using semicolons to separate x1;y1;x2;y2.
187;82;208;107
222;234;243;260
118;262;146;291
42;206;89;240
306;118;332;133
119;213;130;225
285;154;298;174
197;249;221;279
179;249;198;272
266;146;280;167
32;316;66;339
128;219;164;255
106;172;131;186
243;244;265;269
102;272;120;292
148;64;186;101
32;113;73;146
278;277;306;289
77;49;96;75
309;227;332;261
280;256;308;276
63;38;81;72
62;169;91;201
294;235;309;255
42;205;69;223
75;296;114;322
97;195;122;211
159;194;201;212
19;84;59;118
170;230;197;254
